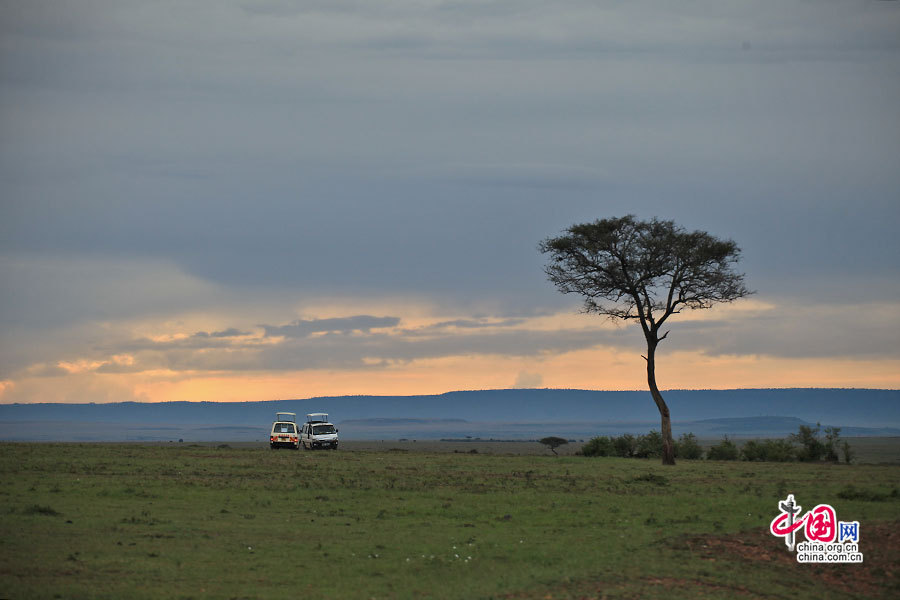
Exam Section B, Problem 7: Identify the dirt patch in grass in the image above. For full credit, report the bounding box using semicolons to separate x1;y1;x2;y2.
22;504;61;516
676;520;900;599
639;577;755;597
499;522;899;600
499;576;758;600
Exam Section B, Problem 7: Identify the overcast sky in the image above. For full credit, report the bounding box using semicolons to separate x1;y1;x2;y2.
2;1;899;404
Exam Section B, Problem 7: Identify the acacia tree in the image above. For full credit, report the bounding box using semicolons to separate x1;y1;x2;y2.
539;436;569;456
540;216;751;465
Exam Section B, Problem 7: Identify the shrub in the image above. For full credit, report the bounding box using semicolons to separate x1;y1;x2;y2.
23;504;60;516
634;430;663;459
707;436;739;461
740;439;763;462
841;440;854;464
582;431;705;460
790;424;825;462
762;439;796;462
613;433;638;458
741;439;796;462
674;433;703;460
836;485;898;502
823;426;841;463
582;436;614;457
631;473;669;486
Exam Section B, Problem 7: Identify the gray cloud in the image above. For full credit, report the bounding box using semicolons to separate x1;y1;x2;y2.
185;327;616;373
1;2;899;398
192;328;250;338
262;316;401;338
24;363;70;378
422;318;526;330
14;294;900;382
30;317;630;377
664;301;900;360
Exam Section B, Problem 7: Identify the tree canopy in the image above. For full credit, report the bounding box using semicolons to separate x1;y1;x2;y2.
540;215;751;465
539;436;569;456
540;215;750;336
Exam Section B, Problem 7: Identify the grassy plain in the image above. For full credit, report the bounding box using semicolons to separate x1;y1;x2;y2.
1;443;898;599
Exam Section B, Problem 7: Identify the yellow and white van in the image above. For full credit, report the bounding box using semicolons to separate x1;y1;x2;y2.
270;412;300;449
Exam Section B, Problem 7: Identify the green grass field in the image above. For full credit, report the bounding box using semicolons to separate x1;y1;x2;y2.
1;443;898;599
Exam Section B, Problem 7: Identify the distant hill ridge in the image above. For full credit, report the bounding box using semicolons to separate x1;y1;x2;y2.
2;388;897;428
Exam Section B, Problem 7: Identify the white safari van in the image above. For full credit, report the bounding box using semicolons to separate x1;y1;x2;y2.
270;412;300;450
301;413;339;450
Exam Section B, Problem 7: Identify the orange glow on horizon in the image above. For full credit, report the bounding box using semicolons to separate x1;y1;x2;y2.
2;300;898;404
2;349;898;404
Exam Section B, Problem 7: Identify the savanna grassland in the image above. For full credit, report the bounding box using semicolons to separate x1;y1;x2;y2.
1;443;898;599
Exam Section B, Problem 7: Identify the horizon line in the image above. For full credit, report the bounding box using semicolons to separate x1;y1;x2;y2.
2;386;898;406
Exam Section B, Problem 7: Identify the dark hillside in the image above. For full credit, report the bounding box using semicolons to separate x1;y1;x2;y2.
1;388;897;426
1;389;897;441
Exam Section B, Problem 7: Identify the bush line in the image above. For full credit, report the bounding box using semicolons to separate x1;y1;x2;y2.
581;424;853;463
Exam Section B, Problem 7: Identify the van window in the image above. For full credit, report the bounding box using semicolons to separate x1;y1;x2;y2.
275;423;295;433
312;424;335;435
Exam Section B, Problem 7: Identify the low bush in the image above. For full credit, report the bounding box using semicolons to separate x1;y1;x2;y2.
631;473;669;486
23;504;61;516
674;433;704;460
741;439;796;462
614;433;638;458
791;424;825;462
789;423;847;463
841;440;854;464
583;431;698;460
824;426;842;463
581;436;614;457
634;430;663;459
707;436;740;461
836;484;899;502
585;430;841;464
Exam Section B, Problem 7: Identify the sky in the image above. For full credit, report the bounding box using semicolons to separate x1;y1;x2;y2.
1;1;899;404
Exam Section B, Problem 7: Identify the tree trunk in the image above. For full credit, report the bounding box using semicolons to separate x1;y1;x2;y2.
646;341;676;465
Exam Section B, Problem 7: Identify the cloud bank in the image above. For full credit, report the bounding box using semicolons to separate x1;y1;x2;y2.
1;1;898;402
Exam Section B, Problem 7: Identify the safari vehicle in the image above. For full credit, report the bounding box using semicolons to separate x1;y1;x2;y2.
270;412;300;450
301;413;339;450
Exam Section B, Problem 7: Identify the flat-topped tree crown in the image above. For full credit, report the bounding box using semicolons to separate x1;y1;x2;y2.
541;215;749;336
539;215;751;465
